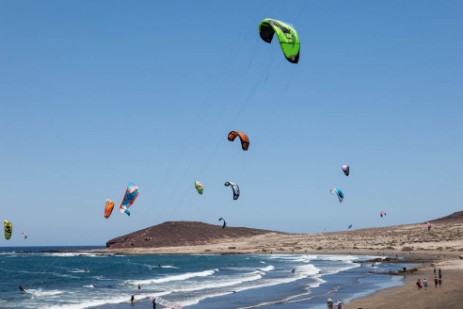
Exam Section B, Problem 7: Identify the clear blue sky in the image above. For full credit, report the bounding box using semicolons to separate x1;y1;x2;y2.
1;1;462;246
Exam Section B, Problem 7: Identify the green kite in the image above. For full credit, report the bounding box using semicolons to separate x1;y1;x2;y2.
259;18;300;63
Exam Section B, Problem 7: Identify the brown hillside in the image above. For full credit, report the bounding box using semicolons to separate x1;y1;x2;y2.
106;221;285;248
431;211;463;223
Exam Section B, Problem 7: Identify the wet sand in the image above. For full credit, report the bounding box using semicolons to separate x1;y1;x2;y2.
346;258;463;309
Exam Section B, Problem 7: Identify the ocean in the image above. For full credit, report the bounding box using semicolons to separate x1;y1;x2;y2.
0;247;412;309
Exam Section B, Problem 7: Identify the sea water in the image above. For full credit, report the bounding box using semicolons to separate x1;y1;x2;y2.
0;247;411;308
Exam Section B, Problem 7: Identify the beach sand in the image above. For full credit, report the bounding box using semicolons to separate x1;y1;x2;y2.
346;258;463;309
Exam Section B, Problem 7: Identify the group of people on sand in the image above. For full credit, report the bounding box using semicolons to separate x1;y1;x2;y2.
327;298;343;309
416;267;442;289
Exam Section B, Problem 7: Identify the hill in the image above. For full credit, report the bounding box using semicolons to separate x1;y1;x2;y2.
431;211;463;223
101;212;463;255
106;221;285;248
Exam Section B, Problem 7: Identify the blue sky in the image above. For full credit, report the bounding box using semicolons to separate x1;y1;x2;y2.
1;1;462;246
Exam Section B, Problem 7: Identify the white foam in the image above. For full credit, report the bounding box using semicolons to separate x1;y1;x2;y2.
257;265;274;272
178;291;233;307
173;272;263;292
26;289;64;296
46;292;172;309
292;264;321;277
92;275;112;281
322;261;361;276
127;269;217;285
308;277;326;288
70;269;89;273
158;265;178;269
44;252;102;257
50;272;80;279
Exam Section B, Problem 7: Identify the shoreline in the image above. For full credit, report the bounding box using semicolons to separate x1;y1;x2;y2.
345;257;463;309
88;242;463;309
4;245;462;308
82;244;463;309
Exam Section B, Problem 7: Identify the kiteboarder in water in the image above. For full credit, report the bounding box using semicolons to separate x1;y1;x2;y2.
19;285;25;293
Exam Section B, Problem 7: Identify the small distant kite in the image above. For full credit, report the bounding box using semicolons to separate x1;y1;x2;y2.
119;182;139;216
225;182;240;200
348;224;353;229
21;232;28;239
219;217;226;229
104;199;115;219
194;181;204;195
227;131;249;151
330;188;344;203
380;211;387;218
259;18;300;64
426;222;432;231
4;220;12;240
341;165;349;176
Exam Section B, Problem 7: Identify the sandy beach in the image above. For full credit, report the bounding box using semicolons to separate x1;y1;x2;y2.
346;258;463;309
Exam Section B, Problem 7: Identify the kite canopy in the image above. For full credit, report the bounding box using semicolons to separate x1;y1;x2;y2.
348;224;353;229
21;232;28;239
219;217;226;229
330;188;344;203
194;181;204;194
4;220;12;240
104;199;115;219
225;181;240;200
341;165;350;176
259;18;300;63
380;211;387;218
119;182;139;216
227;131;249;151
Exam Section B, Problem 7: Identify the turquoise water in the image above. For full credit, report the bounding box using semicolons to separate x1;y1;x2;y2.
0;247;409;308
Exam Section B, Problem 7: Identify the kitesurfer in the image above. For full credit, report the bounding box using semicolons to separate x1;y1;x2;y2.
131;295;135;305
19;285;25;293
152;297;157;309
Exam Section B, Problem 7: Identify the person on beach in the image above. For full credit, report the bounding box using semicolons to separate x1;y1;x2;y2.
327;298;334;309
423;278;428;289
416;278;422;289
434;276;438;287
336;299;344;309
438;268;442;286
